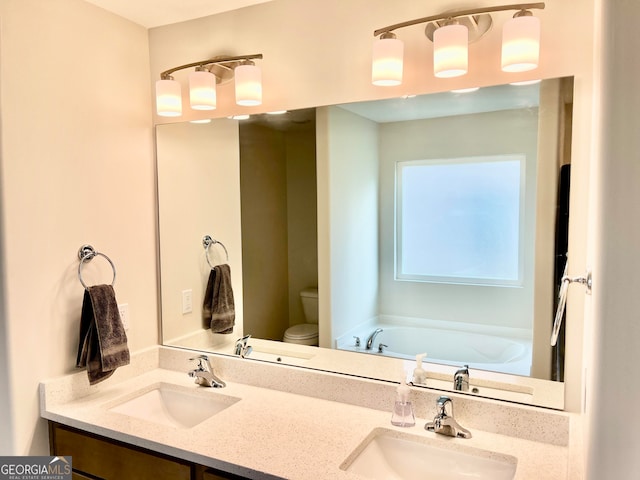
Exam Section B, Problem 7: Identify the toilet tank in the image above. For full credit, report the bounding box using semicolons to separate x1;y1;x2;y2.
300;287;319;324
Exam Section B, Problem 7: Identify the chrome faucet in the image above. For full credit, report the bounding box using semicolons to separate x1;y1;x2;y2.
188;355;226;388
234;334;252;358
365;328;383;350
425;396;472;439
454;365;470;392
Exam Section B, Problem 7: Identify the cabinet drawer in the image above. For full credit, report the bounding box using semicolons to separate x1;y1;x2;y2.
50;424;191;480
195;465;250;480
72;472;101;480
203;471;231;480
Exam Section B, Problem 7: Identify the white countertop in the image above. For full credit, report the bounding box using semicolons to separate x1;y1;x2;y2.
167;333;564;409
40;346;575;480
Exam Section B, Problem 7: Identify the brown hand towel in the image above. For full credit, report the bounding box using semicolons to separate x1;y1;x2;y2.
202;264;235;334
76;284;130;385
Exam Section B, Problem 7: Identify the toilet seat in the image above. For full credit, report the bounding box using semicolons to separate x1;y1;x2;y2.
283;323;319;345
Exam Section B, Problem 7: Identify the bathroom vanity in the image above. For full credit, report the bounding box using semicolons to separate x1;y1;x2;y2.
40;346;581;480
49;423;236;480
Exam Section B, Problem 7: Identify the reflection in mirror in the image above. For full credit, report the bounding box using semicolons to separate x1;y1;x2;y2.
157;77;574;409
238;109;318;344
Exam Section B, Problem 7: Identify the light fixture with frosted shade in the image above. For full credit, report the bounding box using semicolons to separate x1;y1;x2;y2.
372;32;404;86
189;67;217;110
155;53;263;117
235;60;262;106
433;21;468;78
501;10;541;72
156;77;182;117
372;2;545;83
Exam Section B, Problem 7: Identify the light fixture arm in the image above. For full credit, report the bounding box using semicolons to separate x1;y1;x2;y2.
373;2;545;36
159;53;263;80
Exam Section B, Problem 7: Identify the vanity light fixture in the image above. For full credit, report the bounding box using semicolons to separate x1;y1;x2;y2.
234;60;262;106
372;2;544;86
156;54;263;117
433;20;468;78
501;10;540;72
189;67;217;110
371;32;404;86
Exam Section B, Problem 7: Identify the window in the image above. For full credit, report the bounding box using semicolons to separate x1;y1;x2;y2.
396;155;525;286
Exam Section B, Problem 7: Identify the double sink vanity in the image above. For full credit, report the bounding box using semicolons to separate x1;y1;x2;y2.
40;346;580;479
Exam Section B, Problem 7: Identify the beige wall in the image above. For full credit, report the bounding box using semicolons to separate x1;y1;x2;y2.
0;0;156;454
156;119;243;343
238;122;317;339
284;126;318;327
240;123;290;339
148;0;595;410
0;0;600;458
149;0;594;124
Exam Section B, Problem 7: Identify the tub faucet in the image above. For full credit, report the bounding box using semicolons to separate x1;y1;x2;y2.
188;355;226;388
425;396;472;439
454;365;470;391
365;328;383;350
234;334;252;358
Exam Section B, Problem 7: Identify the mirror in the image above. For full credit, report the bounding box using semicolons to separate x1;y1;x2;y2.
156;77;574;409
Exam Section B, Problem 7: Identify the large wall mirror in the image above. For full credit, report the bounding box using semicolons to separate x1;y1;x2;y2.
156;76;575;409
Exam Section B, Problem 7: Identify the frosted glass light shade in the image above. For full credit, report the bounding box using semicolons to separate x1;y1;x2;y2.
501;15;540;72
235;63;262;106
156;79;182;117
433;24;468;78
189;70;217;110
372;35;404;86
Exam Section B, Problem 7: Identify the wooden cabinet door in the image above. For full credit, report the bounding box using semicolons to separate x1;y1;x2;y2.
50;423;191;480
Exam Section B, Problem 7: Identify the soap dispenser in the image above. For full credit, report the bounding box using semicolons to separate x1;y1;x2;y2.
412;353;427;384
391;378;415;427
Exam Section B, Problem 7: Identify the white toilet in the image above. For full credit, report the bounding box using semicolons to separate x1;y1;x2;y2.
283;287;319;346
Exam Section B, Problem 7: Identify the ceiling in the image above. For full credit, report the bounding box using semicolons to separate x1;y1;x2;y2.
338;82;541;123
243;83;540;133
84;0;274;28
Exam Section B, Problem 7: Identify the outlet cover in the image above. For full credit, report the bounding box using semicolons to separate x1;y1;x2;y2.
182;289;193;314
118;303;130;330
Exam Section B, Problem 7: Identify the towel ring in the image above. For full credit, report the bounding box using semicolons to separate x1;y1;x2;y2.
203;235;229;269
550;260;592;346
77;244;116;289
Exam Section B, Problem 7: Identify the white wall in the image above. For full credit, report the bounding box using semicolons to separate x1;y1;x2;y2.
0;0;156;454
316;106;379;346
156;119;243;343
586;1;640;478
378;109;538;330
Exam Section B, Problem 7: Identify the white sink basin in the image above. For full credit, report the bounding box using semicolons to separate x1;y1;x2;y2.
341;428;517;480
107;382;240;429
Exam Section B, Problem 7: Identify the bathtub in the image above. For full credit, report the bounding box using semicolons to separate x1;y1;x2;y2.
338;324;532;376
